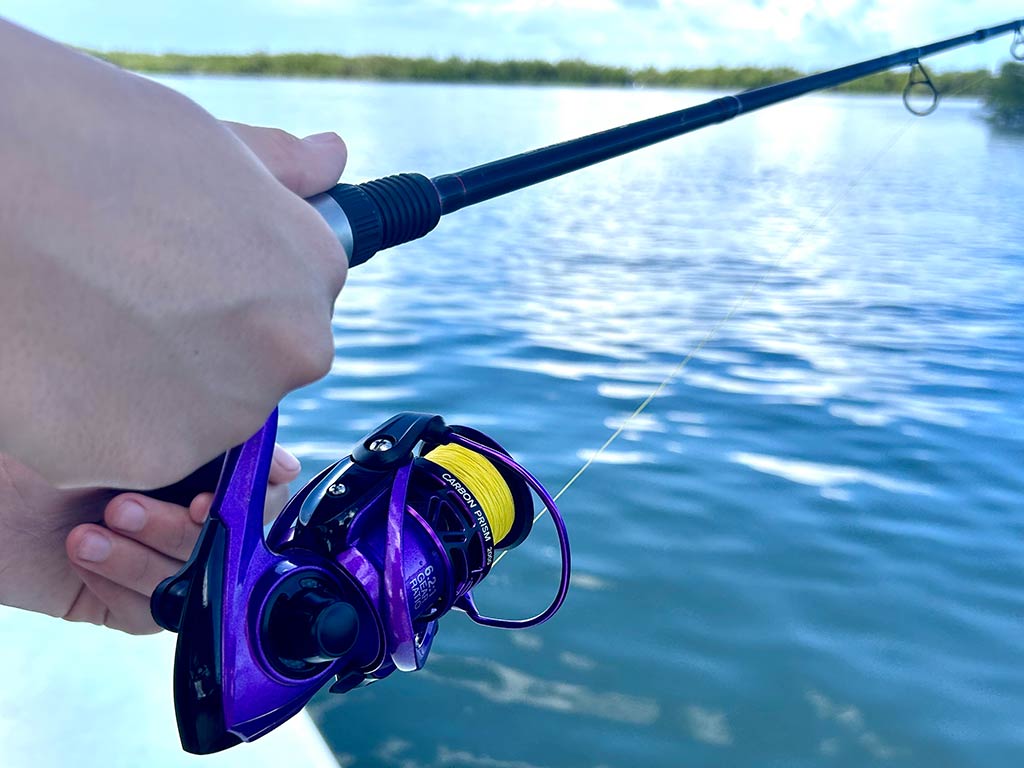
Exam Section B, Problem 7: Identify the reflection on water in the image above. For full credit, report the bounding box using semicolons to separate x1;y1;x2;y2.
685;706;732;747
730;451;935;498
420;655;660;726
805;689;901;761
163;76;1024;767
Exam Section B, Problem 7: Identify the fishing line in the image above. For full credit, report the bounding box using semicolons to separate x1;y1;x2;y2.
509;67;999;547
493;113;923;568
423;441;517;543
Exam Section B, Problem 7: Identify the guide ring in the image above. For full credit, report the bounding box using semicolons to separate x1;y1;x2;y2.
1012;27;1024;61
903;61;939;117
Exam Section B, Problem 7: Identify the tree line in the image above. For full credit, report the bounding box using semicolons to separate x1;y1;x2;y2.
88;51;1020;104
986;62;1024;129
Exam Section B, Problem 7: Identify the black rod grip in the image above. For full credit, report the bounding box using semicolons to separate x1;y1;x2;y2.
132;455;226;506
326;173;442;267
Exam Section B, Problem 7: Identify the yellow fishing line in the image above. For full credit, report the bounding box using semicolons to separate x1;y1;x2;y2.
425;442;516;543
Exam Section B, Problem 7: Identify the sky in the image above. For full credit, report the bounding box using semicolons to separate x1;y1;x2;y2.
2;1;1022;72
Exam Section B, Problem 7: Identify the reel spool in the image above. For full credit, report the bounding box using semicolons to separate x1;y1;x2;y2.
151;411;570;754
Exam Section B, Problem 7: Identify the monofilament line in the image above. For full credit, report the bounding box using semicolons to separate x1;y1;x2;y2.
492;115;918;569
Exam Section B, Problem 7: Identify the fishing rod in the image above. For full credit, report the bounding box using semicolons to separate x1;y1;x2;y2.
306;18;1024;267
148;19;1023;756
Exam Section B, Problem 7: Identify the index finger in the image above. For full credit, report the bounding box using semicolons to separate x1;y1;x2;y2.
223;121;348;197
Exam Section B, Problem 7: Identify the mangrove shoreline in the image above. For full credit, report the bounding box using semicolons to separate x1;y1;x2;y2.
88;50;1003;97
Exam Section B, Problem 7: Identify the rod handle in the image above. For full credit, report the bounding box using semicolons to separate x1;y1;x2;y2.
307;173;442;267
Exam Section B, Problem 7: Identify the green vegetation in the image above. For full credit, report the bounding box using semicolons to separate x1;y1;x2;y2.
986;62;1024;130
87;50;1000;97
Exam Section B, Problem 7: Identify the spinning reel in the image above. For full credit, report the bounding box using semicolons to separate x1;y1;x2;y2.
150;411;570;754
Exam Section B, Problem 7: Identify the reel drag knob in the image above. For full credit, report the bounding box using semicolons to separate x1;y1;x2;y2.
262;576;361;676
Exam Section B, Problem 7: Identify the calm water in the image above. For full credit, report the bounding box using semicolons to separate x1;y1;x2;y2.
166;76;1024;767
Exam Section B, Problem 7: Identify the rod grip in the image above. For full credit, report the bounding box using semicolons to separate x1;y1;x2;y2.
130;455;225;506
323;173;442;267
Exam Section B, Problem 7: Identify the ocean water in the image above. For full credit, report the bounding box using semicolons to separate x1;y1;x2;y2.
165;77;1023;767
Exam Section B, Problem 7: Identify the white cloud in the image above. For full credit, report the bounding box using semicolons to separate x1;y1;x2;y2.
4;0;1021;70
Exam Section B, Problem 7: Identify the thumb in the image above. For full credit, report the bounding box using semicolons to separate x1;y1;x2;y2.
223;121;348;198
269;443;301;485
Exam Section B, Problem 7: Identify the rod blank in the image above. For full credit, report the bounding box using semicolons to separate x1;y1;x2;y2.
430;19;1023;214
308;18;1023;266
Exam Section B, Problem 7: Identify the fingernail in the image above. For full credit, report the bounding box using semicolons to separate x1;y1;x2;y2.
77;531;112;563
191;501;211;524
303;131;342;145
275;447;301;473
110;499;146;532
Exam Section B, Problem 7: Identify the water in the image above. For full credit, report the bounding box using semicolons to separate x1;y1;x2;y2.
171;77;1024;767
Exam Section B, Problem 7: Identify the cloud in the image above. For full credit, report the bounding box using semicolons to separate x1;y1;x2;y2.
3;0;1020;71
616;0;662;9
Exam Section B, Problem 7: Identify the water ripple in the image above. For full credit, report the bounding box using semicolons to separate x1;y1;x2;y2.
730;451;936;497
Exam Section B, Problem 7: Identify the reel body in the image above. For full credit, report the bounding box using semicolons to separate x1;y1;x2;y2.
150;411;570;754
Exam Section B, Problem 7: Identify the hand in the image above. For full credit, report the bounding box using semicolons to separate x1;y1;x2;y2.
221;121;349;197
0;445;301;635
0;19;348;490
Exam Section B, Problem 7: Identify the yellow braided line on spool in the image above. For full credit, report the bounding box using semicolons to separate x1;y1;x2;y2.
424;442;515;543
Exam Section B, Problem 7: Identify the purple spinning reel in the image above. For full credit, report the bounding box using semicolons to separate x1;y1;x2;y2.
150;410;570;754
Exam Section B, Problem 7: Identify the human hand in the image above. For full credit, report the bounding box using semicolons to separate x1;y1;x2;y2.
0;19;348;490
0;445;301;635
221;121;349;197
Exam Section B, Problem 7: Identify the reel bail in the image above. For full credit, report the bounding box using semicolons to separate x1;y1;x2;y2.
151;411;570;754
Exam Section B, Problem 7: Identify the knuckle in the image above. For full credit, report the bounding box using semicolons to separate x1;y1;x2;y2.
265;128;304;187
275;164;304;193
125;622;161;636
298;202;349;295
171;518;191;556
291;323;335;385
259;302;335;389
130;549;155;587
265;126;294;147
